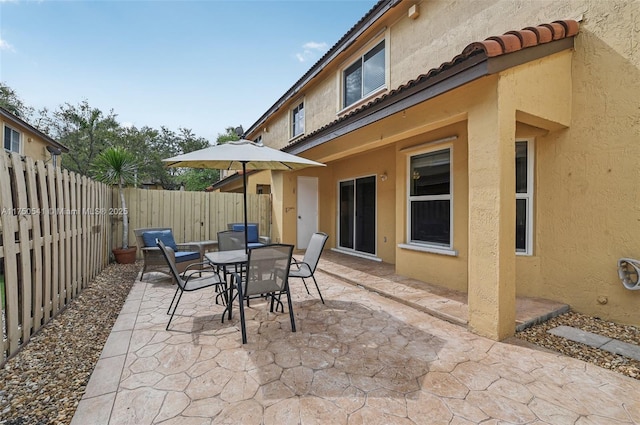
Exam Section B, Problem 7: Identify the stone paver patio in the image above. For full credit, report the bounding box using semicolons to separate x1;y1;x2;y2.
72;255;640;424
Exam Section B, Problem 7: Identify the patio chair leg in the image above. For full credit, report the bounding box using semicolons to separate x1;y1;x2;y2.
237;284;247;344
167;287;181;315
270;293;284;313
301;278;311;295
222;277;235;323
285;286;296;333
166;290;184;330
214;283;228;306
311;275;325;304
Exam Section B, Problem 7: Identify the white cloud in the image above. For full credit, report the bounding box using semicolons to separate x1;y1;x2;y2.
295;41;328;63
0;38;15;52
303;41;327;50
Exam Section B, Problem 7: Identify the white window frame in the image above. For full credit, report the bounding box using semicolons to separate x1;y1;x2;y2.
3;124;21;154
290;100;305;139
516;138;534;255
404;144;455;253
340;37;387;111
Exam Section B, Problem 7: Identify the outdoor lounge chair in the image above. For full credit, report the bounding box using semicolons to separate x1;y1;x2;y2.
134;228;203;281
289;232;329;304
230;244;295;344
156;239;226;330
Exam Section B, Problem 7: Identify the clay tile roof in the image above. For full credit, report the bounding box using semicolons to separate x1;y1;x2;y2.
285;19;579;152
469;19;578;57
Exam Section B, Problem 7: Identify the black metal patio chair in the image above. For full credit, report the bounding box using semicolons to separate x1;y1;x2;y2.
230;244;295;344
289;232;329;304
157;239;226;330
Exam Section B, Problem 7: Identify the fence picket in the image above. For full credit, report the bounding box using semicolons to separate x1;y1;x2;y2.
35;161;52;322
1;160;270;364
0;152;21;356
11;154;34;343
24;157;43;329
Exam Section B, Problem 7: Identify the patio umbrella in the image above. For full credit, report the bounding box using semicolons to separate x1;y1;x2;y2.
163;139;325;252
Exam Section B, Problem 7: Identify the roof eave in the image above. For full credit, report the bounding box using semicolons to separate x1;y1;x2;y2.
0;107;70;153
285;36;575;156
244;0;401;138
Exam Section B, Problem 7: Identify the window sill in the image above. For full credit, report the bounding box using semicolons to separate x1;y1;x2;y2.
398;243;458;257
288;133;305;144
337;86;387;117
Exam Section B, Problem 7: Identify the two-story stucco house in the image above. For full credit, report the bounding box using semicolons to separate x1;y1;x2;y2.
215;0;640;340
1;106;68;165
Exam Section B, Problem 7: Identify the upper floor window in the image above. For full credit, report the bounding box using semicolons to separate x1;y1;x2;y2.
343;40;385;108
3;125;20;153
516;139;534;255
291;101;304;138
408;147;452;248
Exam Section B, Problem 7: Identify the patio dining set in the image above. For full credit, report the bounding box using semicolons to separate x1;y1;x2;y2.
134;225;329;344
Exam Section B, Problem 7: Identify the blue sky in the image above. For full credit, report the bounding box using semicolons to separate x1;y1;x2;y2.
0;0;377;141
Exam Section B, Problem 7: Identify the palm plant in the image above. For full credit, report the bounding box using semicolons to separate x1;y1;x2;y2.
92;146;137;249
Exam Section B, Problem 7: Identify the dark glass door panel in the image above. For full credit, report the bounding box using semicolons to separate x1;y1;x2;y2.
339;181;354;249
355;176;376;254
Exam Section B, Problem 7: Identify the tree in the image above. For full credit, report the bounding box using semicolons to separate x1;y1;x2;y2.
217;126;242;144
0;82;33;119
177;126;242;191
91;147;137;252
47;100;120;176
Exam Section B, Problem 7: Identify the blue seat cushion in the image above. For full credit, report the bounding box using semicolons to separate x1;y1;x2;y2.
248;242;265;249
174;251;200;263
232;224;259;243
142;230;178;251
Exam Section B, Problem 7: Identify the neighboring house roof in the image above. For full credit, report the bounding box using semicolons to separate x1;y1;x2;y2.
0;106;69;153
207;169;257;191
284;19;579;155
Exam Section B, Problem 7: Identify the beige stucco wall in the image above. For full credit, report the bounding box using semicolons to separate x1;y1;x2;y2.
1;118;54;163
515;12;640;323
249;0;640;327
395;122;469;292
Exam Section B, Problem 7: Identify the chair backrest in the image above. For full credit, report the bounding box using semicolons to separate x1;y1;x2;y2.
134;227;172;249
140;228;179;250
218;230;246;251
243;244;294;297
302;232;329;273
156;239;185;288
231;223;259;243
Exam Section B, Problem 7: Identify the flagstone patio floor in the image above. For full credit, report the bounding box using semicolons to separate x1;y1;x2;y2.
71;251;640;424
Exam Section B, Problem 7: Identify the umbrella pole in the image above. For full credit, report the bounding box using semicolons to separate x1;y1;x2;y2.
242;162;249;253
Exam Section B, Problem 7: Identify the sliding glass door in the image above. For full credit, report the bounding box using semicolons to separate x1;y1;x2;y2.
339;176;376;255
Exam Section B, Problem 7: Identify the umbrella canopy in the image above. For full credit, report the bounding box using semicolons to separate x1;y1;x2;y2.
163;139;323;171
163;139;325;252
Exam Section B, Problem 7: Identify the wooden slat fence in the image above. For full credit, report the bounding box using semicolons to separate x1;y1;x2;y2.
0;149;271;365
111;188;271;252
0;151;111;364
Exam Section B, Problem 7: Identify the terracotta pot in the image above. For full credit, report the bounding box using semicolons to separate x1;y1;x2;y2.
112;246;137;264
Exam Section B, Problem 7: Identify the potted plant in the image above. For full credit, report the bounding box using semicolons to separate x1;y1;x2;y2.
92;146;138;264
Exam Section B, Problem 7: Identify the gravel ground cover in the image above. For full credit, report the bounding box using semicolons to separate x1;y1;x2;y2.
0;262;139;425
516;310;640;380
0;262;638;425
